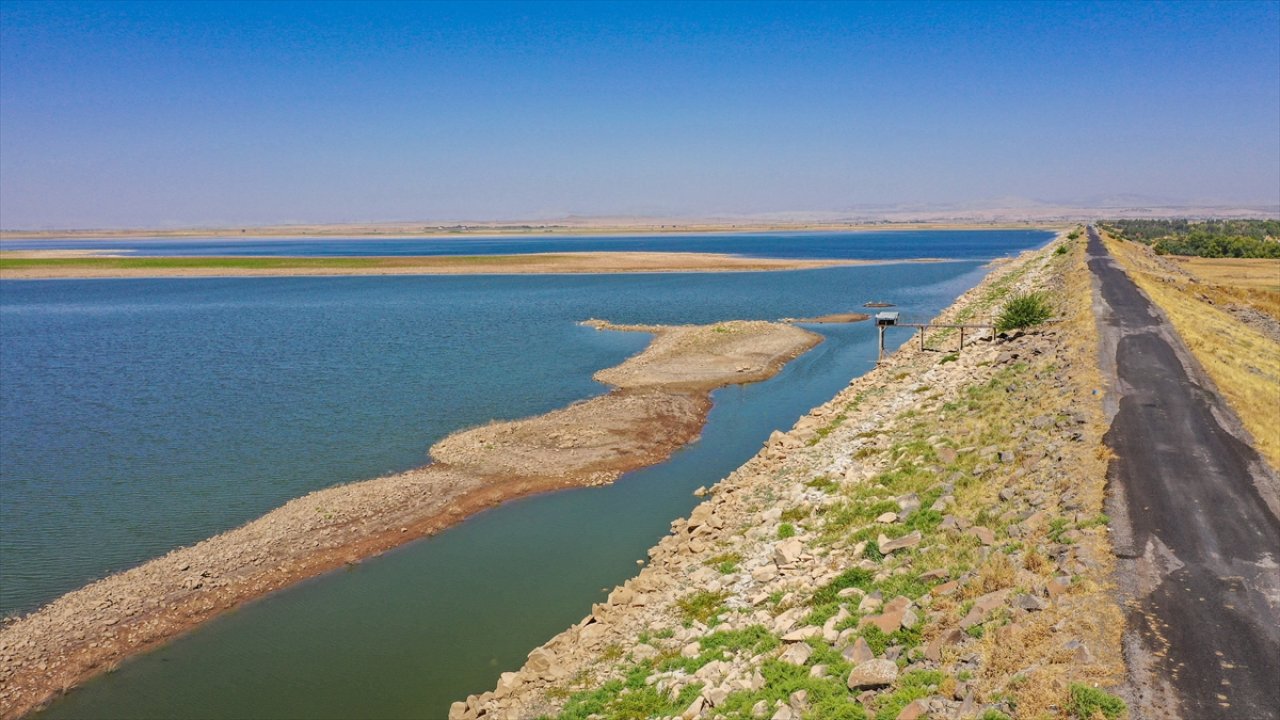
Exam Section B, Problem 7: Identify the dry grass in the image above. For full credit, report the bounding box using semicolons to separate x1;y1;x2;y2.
1169;256;1280;321
1105;233;1280;470
1173;256;1280;292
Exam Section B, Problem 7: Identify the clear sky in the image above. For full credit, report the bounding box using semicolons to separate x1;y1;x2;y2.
1;0;1277;228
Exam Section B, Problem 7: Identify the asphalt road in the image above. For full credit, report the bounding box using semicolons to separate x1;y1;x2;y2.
1088;227;1280;720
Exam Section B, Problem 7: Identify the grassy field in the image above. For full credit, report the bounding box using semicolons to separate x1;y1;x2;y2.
1103;232;1280;470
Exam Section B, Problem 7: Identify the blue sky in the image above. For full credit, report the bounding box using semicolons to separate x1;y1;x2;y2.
1;0;1277;228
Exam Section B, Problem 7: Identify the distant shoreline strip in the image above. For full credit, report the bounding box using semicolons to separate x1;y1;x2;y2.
0;251;951;280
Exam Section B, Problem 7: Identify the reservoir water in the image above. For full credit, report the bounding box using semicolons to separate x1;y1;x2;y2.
1;228;1042;261
0;231;1052;718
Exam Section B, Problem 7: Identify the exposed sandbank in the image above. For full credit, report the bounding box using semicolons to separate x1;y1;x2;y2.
0;319;820;719
0;251;872;280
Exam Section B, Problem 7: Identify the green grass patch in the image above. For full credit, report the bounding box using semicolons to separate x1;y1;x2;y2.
658;625;780;674
676;590;729;626
713;659;868;720
777;522;796;539
781;506;810;523
1068;684;1126;720
708;551;742;574
806;475;839;492
859;623;924;655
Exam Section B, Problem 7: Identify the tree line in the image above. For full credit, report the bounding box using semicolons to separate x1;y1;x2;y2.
1102;219;1280;259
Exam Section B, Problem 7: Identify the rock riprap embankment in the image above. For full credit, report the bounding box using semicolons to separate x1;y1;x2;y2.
460;231;1128;720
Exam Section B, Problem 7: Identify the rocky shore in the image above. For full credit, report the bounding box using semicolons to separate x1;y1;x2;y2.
0;319;819;720
457;230;1128;720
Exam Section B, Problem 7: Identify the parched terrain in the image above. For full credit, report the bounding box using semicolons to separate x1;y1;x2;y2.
460;232;1130;720
0;320;819;720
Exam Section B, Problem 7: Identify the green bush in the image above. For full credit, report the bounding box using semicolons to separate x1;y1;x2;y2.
1069;683;1126;720
1055;244;1069;255
995;292;1053;332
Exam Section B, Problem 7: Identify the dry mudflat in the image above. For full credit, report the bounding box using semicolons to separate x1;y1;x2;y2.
0;319;820;720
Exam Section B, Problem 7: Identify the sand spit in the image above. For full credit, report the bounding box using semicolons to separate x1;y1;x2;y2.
0;320;820;720
784;312;872;324
0;251;869;280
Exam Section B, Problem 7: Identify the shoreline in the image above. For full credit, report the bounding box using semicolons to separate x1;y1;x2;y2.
0;251;888;280
0;319;821;720
0;221;1063;241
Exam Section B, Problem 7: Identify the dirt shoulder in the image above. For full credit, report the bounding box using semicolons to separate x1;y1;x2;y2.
0;252;873;279
460;230;1129;720
0;320;819;720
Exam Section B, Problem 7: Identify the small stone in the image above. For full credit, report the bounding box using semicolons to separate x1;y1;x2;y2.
878;531;922;554
693;486;708;497
751;700;770;719
876;512;899;524
936;447;958;464
969;526;996;545
789;689;810;713
924;627;964;661
844;636;875;664
896;699;928;720
847;659;898;689
774;538;804;566
1065;639;1095;664
526;648;558;678
682;695;707;720
779;642;813;666
960;589;1012;628
1015;593;1048;612
1047;576;1072;599
781;626;820;642
770;706;795;720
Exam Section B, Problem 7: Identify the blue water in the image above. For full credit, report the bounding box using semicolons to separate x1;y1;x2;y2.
0;229;1050;261
0;231;1049;718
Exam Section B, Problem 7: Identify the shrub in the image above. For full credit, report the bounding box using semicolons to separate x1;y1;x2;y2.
1069;683;1126;720
1055;244;1069;255
996;292;1053;332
